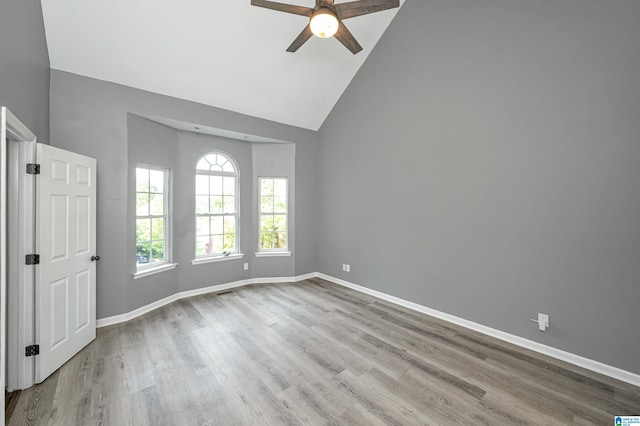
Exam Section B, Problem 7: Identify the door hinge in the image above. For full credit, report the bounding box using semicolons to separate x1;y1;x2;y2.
26;163;41;174
25;345;40;357
25;254;40;265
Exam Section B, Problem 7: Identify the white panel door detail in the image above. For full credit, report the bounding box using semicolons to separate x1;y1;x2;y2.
36;144;97;382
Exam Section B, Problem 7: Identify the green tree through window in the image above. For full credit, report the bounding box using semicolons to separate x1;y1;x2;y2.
195;152;239;257
259;177;288;250
136;166;169;268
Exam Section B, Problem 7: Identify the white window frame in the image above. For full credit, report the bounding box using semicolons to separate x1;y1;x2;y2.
134;165;173;274
194;151;241;261
257;176;290;255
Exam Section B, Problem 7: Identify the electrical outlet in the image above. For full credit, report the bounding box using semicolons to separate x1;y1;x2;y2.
346;264;351;272
243;263;249;271
538;313;549;331
532;313;549;331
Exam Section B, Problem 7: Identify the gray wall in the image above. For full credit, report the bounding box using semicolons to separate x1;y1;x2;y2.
317;0;640;374
50;70;318;318
45;0;640;375
173;130;254;294
0;0;50;141
127;116;180;309
252;143;296;278
128;118;297;310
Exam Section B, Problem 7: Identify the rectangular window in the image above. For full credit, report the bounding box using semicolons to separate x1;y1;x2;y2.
259;177;288;251
136;166;170;269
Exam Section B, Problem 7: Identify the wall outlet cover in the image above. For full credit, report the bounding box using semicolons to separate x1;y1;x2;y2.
538;313;549;331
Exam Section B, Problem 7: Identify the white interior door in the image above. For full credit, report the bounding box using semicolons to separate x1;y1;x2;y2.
36;143;97;382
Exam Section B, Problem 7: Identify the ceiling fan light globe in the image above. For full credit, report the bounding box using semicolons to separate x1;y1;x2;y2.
310;10;339;38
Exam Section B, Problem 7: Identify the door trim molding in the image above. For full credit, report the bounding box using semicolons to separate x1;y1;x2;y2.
6;140;37;392
2;107;36;142
2;107;37;400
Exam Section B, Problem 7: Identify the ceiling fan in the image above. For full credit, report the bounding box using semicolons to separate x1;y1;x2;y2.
251;0;400;54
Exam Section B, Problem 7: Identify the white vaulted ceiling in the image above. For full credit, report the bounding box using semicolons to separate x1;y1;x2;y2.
40;0;404;130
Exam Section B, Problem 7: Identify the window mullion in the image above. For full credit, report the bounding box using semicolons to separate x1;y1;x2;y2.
136;165;170;270
258;177;288;252
195;152;238;257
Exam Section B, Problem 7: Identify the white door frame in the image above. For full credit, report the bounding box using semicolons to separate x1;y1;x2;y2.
7;138;37;391
2;107;37;421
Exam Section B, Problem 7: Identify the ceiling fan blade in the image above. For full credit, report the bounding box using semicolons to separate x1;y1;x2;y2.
251;0;314;17
286;24;314;52
335;0;400;20
334;23;363;54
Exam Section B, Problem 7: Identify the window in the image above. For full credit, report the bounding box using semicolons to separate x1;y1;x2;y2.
136;166;170;269
195;152;239;257
259;177;288;251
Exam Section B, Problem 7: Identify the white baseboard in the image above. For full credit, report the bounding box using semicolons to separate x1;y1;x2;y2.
96;274;314;328
316;273;640;388
96;271;640;387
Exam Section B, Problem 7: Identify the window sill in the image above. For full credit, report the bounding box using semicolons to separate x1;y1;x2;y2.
133;263;178;280
255;251;292;258
191;253;245;265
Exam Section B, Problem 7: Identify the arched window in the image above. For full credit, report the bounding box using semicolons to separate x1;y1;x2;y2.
195;152;239;257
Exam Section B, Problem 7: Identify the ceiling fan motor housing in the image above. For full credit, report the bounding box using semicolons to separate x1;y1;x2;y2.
251;0;400;54
310;8;340;38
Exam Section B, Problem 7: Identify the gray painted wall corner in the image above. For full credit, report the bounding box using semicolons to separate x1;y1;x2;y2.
0;0;50;142
317;0;640;374
50;71;319;317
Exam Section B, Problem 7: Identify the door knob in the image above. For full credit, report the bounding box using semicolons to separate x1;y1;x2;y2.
91;255;101;262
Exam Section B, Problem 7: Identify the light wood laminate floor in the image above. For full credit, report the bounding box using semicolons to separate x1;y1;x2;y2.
8;278;640;425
